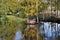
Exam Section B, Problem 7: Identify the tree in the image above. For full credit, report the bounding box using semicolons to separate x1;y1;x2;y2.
0;15;25;40
19;0;44;17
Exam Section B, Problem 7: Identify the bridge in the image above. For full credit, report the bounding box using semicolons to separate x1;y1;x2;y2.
27;12;60;23
38;12;60;23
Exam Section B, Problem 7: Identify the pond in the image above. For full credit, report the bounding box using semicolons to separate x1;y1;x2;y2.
14;22;60;40
14;30;23;40
39;22;60;40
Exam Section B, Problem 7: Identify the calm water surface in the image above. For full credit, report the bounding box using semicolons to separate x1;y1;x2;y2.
39;22;60;40
14;22;60;40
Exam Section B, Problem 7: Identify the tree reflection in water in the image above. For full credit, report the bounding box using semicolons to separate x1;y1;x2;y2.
39;22;60;40
14;22;60;40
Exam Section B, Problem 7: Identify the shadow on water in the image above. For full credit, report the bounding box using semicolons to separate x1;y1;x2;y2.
39;22;60;40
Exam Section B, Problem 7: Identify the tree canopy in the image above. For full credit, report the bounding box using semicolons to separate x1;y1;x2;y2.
0;0;60;40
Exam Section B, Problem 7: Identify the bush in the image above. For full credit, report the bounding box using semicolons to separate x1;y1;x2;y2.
0;15;25;40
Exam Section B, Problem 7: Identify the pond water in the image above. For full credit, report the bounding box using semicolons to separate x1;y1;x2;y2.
39;22;60;40
14;30;23;40
14;22;60;40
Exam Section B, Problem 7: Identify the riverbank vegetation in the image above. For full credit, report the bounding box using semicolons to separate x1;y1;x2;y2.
0;0;60;40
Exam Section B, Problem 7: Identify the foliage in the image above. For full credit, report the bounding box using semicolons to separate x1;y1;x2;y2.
0;15;25;40
0;0;60;17
0;0;60;40
24;28;43;40
19;0;43;16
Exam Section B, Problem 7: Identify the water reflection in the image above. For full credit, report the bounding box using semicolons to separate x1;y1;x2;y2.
14;30;23;40
0;37;2;40
39;22;60;40
14;22;60;40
